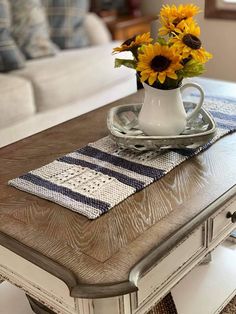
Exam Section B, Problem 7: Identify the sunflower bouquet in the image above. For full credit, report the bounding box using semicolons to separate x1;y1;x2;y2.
113;4;212;90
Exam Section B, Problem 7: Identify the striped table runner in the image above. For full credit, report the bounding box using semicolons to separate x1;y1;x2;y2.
9;96;236;219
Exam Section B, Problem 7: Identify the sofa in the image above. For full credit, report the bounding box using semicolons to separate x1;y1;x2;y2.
0;13;137;148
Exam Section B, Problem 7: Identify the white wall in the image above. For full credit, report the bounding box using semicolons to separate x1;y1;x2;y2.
141;0;236;82
141;0;162;15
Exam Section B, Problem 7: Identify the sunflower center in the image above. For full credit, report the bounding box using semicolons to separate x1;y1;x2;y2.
182;34;201;50
151;55;171;72
122;36;136;46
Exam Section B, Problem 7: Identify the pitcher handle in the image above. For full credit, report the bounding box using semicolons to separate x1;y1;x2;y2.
180;82;205;121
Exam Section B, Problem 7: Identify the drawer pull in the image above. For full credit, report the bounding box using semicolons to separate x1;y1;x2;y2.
226;211;236;223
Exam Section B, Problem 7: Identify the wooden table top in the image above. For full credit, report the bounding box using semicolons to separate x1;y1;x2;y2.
0;78;236;298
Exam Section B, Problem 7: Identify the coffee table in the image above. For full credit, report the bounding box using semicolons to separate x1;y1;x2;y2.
0;78;235;314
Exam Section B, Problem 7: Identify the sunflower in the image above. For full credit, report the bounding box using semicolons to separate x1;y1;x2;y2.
136;43;183;85
159;4;201;36
170;20;212;63
113;33;152;54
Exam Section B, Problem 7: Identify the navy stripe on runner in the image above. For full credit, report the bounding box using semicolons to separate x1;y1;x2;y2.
216;123;236;131
205;95;236;104
77;146;164;180
209;110;236;122
173;140;214;157
58;156;147;190
191;94;236;104
172;148;197;157
20;173;109;213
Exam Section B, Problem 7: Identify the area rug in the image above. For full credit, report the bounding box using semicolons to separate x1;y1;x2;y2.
148;292;236;314
220;294;236;314
148;293;178;314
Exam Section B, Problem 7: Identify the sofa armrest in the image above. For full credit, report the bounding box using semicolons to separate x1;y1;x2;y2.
84;13;112;45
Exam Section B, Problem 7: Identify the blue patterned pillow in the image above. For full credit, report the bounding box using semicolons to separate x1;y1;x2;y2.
42;0;90;49
9;0;58;59
0;0;25;72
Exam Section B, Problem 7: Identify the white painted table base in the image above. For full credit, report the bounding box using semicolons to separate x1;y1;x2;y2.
172;241;236;314
1;241;236;314
0;198;235;314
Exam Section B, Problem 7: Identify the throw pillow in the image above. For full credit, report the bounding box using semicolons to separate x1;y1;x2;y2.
0;0;25;72
42;0;90;49
9;0;57;59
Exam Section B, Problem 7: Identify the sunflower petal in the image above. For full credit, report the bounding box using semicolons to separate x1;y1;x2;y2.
167;72;178;80
148;72;157;85
158;72;166;84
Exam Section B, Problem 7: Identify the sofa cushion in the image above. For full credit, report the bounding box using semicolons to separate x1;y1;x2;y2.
84;13;112;46
0;74;35;128
12;42;136;112
0;0;25;72
42;0;89;49
9;0;57;59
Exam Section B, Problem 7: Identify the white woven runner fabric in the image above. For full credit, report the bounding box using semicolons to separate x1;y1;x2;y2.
9;97;236;219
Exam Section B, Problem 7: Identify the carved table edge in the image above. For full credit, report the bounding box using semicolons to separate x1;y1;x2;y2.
70;281;138;299
0;185;235;299
0;231;77;290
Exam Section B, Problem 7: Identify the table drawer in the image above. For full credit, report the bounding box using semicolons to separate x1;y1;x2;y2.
137;225;205;307
210;198;236;242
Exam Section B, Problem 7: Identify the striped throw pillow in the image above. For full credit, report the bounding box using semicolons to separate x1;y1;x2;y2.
42;0;90;49
9;0;58;59
0;0;25;72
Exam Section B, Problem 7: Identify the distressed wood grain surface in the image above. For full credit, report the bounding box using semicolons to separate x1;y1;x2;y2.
0;78;235;296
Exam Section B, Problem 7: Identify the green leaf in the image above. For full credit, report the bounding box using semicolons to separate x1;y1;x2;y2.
114;58;136;69
157;37;168;46
178;59;205;78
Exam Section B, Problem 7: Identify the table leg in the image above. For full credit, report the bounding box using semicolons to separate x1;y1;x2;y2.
200;253;212;264
26;295;56;314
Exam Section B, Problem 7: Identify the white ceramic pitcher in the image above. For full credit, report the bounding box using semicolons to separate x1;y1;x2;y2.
138;82;205;136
